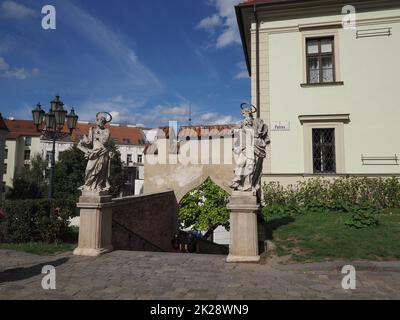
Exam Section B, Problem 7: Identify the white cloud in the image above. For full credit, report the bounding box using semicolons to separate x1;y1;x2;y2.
0;56;39;79
1;0;35;19
154;105;189;116
199;112;236;125
62;1;162;94
0;56;9;71
235;70;248;79
78;96;141;124
211;115;236;125
235;61;249;79
143;103;192;124
36;93;238;128
196;14;222;31
78;97;192;126
216;28;240;49
144;104;237;126
199;112;216;122
3;67;30;79
197;0;242;49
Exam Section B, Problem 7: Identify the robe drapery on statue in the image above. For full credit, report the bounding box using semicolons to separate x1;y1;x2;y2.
230;104;269;193
78;115;113;193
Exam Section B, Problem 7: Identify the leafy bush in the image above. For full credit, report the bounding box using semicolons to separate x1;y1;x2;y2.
54;143;125;201
6;154;49;200
262;177;400;228
344;203;380;229
179;178;229;235
0;199;77;243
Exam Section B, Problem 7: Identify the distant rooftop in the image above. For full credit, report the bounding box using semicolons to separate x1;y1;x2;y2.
0;114;9;132
5;119;41;139
4;119;146;145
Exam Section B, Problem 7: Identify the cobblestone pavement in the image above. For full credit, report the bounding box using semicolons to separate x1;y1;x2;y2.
1;249;400;300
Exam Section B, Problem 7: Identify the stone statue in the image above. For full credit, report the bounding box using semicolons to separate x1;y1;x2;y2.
78;112;113;193
230;104;269;193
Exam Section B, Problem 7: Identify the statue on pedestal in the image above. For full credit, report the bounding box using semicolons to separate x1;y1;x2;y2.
230;104;269;194
77;112;113;193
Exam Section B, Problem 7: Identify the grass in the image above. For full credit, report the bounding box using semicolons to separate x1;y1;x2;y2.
266;208;400;263
0;226;79;255
0;242;76;255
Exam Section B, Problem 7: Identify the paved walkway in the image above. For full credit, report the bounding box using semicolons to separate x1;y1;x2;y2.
1;250;400;300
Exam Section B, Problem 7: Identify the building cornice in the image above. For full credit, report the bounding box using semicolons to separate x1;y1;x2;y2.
298;114;350;124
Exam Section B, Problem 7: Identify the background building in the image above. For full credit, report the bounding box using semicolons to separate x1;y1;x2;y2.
236;0;400;186
41;121;146;196
3;119;41;194
4;119;146;196
0;114;9;200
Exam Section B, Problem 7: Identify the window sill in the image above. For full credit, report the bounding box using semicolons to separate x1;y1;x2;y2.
300;81;344;88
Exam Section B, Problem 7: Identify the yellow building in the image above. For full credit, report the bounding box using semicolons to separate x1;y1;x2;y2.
3;119;42;192
236;0;400;185
0;114;9;200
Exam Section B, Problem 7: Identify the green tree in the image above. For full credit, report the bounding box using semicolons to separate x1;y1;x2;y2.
54;143;125;201
7;154;48;200
53;144;86;201
108;140;125;198
179;178;230;238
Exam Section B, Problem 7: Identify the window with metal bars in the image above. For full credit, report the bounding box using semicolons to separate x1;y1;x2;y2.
306;37;335;84
312;128;336;174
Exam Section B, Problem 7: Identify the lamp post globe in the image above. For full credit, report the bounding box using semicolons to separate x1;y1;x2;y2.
32;103;45;129
31;95;79;200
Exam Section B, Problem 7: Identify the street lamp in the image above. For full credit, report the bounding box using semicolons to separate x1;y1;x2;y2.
32;95;79;200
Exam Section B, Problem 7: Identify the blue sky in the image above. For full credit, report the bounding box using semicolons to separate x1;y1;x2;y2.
0;0;250;127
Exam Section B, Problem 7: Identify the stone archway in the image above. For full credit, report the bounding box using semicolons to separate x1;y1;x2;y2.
144;163;234;202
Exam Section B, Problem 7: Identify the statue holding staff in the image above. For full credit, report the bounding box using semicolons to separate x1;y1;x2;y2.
78;112;113;192
230;103;269;194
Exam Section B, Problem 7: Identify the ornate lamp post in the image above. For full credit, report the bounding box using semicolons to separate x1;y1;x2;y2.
32;95;79;200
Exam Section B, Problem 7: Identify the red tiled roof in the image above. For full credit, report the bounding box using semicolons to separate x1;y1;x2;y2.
5;119;41;139
52;122;146;146
0;114;9;132
178;124;235;138
5;119;146;145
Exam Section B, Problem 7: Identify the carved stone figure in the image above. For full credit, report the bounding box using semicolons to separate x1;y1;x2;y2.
230;104;269;193
78;112;113;193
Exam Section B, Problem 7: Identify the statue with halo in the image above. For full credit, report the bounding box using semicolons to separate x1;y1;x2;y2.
77;112;114;193
230;103;269;194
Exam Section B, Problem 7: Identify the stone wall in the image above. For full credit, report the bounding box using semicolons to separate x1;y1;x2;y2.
144;137;235;202
111;191;179;252
144;163;234;202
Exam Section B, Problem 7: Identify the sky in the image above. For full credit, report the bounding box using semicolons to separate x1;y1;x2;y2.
0;0;250;128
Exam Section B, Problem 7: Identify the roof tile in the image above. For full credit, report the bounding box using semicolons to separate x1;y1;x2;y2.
5;119;146;145
0;114;9;132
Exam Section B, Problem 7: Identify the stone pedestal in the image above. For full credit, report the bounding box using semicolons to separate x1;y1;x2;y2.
226;191;260;263
73;191;114;257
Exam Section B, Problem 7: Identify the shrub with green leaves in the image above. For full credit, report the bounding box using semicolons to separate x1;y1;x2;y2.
0;199;77;243
344;203;380;229
179;178;229;235
262;177;400;228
